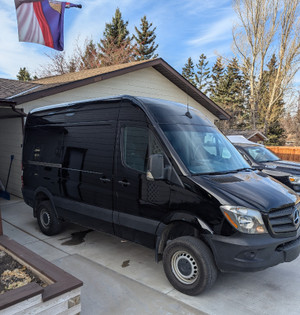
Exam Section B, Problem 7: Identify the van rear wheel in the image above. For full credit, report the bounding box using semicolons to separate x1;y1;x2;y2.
163;236;217;295
37;200;62;236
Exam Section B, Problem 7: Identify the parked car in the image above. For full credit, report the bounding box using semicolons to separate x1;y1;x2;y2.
22;96;300;296
228;135;300;193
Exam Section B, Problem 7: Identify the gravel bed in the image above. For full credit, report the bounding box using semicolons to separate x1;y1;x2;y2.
0;250;46;294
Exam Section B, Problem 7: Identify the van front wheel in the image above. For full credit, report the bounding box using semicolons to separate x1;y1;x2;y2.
37;200;62;236
163;236;217;295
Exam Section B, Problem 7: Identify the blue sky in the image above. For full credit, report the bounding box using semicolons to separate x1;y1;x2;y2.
0;0;237;80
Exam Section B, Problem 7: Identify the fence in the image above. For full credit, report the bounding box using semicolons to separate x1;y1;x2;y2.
267;146;300;162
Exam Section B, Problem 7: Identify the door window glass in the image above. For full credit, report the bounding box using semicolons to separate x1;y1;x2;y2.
122;126;163;172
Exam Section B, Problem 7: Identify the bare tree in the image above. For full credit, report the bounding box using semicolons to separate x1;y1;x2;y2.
78;39;101;70
281;92;300;145
38;51;74;77
36;38;101;78
99;37;137;67
232;0;300;133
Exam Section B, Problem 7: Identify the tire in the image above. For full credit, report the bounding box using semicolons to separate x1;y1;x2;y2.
163;236;217;296
36;200;62;236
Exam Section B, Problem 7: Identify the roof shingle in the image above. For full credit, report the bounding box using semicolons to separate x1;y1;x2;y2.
0;78;38;99
32;60;150;84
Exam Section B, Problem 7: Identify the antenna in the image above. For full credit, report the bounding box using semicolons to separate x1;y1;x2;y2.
185;97;192;119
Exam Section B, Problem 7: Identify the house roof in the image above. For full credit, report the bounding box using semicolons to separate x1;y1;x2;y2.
0;79;37;99
0;99;26;119
226;129;268;141
0;58;230;120
32;60;151;84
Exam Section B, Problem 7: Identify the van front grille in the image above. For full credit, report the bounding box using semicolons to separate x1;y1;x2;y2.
268;205;300;236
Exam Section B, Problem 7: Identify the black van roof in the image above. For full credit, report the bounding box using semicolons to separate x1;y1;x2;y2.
30;95;214;126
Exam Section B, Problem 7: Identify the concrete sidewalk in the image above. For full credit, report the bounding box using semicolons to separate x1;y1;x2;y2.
1;196;300;315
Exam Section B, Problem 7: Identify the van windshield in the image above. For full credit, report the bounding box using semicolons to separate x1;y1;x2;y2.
161;124;250;175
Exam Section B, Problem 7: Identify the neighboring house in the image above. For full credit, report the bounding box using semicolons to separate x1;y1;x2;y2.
226;130;268;144
0;58;230;197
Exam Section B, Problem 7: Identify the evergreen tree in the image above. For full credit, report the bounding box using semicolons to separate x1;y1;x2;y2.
182;57;196;86
102;8;129;47
209;57;225;102
223;58;248;128
17;67;32;81
99;8;136;66
210;58;251;131
195;54;210;93
265;121;286;145
133;16;158;60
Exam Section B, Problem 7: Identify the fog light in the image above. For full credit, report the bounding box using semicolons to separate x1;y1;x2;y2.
244;251;256;260
236;250;257;261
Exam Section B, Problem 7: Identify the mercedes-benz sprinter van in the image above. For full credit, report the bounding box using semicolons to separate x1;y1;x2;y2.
22;96;300;295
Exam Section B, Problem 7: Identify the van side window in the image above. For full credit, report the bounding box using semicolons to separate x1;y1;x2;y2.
122;126;163;172
23;127;64;163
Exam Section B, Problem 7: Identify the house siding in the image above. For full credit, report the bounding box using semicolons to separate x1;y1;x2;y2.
21;68;217;122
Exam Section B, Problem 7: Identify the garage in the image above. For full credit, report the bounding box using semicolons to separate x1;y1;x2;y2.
0;100;26;198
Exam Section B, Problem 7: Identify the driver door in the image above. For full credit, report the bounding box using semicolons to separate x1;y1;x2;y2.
113;123;171;247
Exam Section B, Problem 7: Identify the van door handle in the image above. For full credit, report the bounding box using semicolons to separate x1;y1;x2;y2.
118;180;130;187
99;177;111;183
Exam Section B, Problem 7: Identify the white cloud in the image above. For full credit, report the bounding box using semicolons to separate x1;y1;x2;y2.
0;7;50;79
2;0;15;9
180;0;232;15
188;14;235;47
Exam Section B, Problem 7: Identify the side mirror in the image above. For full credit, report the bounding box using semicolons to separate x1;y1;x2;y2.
147;154;164;180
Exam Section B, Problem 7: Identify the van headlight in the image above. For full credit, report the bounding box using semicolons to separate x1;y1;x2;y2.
289;175;300;184
220;205;267;234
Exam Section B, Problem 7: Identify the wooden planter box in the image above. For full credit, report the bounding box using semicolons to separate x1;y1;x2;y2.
0;235;83;314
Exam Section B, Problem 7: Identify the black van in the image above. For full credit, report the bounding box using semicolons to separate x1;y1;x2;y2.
228;135;300;193
22;96;300;295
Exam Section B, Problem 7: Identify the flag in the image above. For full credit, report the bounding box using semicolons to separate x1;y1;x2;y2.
14;0;81;51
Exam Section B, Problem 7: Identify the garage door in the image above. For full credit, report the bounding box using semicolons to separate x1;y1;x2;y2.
0;118;23;197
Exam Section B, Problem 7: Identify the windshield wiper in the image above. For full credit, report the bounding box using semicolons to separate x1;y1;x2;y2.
198;168;252;176
200;170;238;175
260;159;279;163
235;167;252;172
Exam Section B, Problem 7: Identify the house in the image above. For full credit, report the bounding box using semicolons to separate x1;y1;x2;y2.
0;58;230;197
226;129;268;144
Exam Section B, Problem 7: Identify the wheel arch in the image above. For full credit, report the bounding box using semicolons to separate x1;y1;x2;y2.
33;187;57;218
155;212;213;262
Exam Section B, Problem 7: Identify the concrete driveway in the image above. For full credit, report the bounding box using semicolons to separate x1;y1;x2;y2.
1;196;300;315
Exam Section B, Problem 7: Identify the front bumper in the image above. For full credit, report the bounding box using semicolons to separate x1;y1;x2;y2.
205;229;300;272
